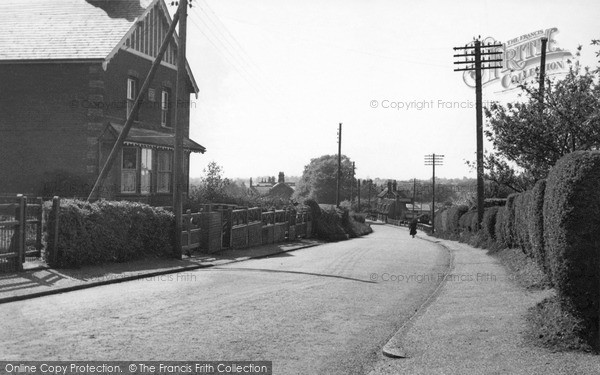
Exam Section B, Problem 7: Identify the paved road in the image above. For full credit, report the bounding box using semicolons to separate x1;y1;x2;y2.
0;224;449;374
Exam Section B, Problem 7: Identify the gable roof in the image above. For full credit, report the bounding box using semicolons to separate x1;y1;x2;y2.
0;0;147;61
0;0;198;92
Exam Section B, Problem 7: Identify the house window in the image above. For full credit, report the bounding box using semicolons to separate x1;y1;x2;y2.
121;147;138;193
141;148;152;194
157;151;172;193
161;88;171;127
127;77;138;119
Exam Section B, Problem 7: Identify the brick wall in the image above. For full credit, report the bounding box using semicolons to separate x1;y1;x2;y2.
200;211;221;253
0;63;91;195
273;223;287;242
247;222;262;247
231;225;248;249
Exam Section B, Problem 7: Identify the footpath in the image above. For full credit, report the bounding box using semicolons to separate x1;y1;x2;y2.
0;239;322;304
371;228;600;375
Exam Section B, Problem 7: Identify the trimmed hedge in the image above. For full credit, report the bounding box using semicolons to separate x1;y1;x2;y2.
514;191;532;255
469;211;480;232
45;199;175;268
440;208;449;232
447;205;468;234
504;193;519;248
543;151;600;344
528;179;547;273
494;206;508;247
482;206;499;240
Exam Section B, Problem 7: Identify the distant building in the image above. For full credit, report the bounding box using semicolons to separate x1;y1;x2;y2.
250;172;295;200
376;180;411;221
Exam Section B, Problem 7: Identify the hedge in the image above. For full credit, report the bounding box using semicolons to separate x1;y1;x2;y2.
527;179;546;273
503;193;519;248
482;206;499;240
434;208;445;233
543;151;600;343
45;199;175;267
494;206;508;247
514;191;532;255
458;210;473;231
440;208;449;233
447;205;468;234
469;211;480;232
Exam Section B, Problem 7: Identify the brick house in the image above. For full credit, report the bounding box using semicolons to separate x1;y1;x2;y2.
0;0;205;206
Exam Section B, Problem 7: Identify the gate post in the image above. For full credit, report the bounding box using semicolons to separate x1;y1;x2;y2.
51;196;60;265
14;194;26;271
35;197;43;255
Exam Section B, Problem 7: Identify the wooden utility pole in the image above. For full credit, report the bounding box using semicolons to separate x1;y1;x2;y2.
357;179;361;211
368;180;372;208
539;37;548;109
173;0;189;259
350;161;355;203
87;11;181;201
336;123;342;207
425;154;443;233
453;39;502;228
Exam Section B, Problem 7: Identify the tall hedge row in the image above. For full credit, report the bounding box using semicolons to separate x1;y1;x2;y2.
430;151;600;346
447;205;468;234
543;151;600;340
494;206;508;247
527;179;546;273
45;199;175;267
514;191;532;255
503;194;519;248
482;206;499;240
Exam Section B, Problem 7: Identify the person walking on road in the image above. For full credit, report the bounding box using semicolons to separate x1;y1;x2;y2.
409;218;418;238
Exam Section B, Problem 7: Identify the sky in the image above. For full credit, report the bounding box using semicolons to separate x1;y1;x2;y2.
173;0;599;181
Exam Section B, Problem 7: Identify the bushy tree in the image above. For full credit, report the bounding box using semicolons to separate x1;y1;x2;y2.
294;155;355;204
189;161;231;203
484;43;600;192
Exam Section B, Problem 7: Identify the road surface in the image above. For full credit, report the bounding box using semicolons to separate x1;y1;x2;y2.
0;224;449;374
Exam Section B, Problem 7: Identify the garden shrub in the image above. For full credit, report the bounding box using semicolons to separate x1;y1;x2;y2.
543;151;600;347
447;205;468;234
482;206;499;241
45;199;175;268
528;179;547;274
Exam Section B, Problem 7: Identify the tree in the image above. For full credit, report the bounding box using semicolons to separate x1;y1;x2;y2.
294;154;355;204
483;43;600;192
190;161;231;203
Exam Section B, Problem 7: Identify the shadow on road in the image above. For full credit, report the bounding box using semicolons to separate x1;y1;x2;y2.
212;267;377;284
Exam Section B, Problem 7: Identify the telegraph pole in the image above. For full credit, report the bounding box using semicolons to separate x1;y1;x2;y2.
425;154;443;233
539;37;548;109
367;180;372;208
336;123;342;207
350;161;355;203
453;38;502;228
357;179;361;211
173;0;189;259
